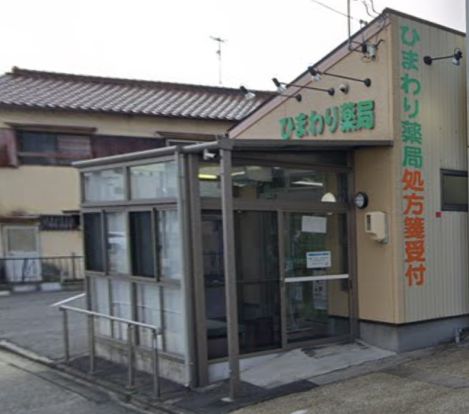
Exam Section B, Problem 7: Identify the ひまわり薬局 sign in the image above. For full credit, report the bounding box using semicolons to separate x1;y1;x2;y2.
278;100;375;140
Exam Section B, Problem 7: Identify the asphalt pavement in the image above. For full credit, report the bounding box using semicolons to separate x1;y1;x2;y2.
0;347;148;414
5;291;469;414
0;290;86;360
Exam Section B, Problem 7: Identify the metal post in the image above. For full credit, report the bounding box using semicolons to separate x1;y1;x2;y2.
88;315;95;374
220;147;240;400
71;252;77;281
127;324;135;389
152;329;161;399
62;308;70;363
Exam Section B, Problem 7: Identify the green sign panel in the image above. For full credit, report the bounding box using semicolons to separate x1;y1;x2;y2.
278;100;375;140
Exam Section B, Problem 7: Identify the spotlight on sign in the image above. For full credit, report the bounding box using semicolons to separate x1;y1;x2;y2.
423;48;463;66
307;66;372;87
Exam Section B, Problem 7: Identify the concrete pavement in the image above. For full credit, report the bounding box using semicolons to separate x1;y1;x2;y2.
234;344;469;414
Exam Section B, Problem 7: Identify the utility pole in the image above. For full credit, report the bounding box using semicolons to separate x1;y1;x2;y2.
210;36;226;85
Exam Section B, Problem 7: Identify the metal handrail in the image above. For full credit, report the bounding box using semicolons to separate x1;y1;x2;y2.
54;295;162;399
59;304;163;332
51;292;85;307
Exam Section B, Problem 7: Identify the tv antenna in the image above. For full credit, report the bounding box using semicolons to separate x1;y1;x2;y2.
210;36;226;85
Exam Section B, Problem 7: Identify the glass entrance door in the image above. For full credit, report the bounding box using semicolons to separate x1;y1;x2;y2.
283;212;350;344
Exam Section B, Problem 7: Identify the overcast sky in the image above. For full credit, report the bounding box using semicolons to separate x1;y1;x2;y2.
1;0;465;89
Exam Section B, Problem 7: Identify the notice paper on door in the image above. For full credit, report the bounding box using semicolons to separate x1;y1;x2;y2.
301;215;327;234
306;251;331;269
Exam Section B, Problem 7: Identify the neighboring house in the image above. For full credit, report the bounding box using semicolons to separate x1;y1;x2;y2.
0;67;269;284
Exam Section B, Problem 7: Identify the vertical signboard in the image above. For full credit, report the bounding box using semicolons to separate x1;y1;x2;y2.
399;23;427;288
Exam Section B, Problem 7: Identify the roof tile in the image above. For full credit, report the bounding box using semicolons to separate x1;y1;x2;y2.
0;67;272;121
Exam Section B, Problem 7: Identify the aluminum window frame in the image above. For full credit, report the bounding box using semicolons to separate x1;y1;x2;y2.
441;169;468;212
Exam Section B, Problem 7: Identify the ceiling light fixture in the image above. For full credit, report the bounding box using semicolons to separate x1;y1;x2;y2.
308;66;372;87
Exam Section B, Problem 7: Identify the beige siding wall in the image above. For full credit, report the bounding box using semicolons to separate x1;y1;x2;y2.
0;166;81;257
355;147;400;323
394;16;468;322
231;23;394;142
0;166;80;215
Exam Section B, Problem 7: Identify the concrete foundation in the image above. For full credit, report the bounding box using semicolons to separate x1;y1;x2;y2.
95;337;187;385
360;315;469;352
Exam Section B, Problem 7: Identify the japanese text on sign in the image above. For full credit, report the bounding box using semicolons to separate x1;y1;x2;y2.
279;100;375;140
400;24;426;288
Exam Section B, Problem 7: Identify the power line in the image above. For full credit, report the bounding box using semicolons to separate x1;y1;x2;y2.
309;0;360;21
361;0;379;18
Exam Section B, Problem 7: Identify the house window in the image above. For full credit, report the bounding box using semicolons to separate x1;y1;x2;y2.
17;131;91;165
441;169;468;211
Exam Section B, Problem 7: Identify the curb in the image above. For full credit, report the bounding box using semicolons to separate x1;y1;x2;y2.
0;340;188;414
0;340;56;366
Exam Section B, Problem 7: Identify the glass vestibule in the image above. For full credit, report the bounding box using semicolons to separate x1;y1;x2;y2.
78;145;355;387
80;157;188;368
198;152;353;361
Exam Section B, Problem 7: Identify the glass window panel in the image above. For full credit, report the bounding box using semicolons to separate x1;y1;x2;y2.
111;279;131;340
158;210;182;279
130;161;177;199
84;168;125;202
162;287;184;355
199;164;222;198
199;162;348;203
203;211;282;359
442;171;468;211
136;283;161;348
92;277;111;336
286;279;350;343
83;213;104;272
284;213;348;278
238;281;281;354
202;212;227;359
235;211;279;283
130;212;154;277
106;212;129;274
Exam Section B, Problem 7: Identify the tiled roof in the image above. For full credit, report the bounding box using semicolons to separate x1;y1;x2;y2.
0;67;272;121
